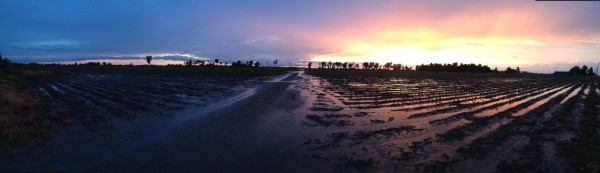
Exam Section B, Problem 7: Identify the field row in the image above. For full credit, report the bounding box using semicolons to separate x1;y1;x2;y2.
300;71;594;172
25;72;284;130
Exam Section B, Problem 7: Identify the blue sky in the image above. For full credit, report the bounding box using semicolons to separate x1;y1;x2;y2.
1;0;600;72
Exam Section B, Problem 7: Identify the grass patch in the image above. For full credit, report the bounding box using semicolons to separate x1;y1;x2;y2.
0;79;50;152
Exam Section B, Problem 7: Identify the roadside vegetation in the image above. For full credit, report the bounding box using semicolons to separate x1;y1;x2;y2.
0;55;54;154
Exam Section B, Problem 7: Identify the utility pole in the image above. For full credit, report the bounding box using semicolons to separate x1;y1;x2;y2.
596;61;600;76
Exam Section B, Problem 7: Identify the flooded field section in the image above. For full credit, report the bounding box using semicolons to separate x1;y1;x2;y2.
298;71;599;172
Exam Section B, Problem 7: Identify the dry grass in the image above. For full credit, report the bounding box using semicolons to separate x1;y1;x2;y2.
83;115;105;129
49;109;72;126
0;80;38;112
0;79;49;151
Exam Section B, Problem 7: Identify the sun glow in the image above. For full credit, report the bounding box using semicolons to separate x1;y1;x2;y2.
311;29;546;66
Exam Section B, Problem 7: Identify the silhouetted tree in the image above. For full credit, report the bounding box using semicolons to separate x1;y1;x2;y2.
0;52;11;68
146;55;152;65
569;65;581;75
230;60;261;67
185;60;193;66
215;59;219;65
383;62;392;70
505;67;520;73
308;62;312;69
580;65;589;75
567;65;596;76
334;62;341;69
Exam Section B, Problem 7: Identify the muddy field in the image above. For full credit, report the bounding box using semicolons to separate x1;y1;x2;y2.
2;67;599;172
301;70;599;172
17;66;292;131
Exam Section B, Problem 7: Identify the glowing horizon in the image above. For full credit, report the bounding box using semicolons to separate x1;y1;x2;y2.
1;0;599;72
306;1;600;70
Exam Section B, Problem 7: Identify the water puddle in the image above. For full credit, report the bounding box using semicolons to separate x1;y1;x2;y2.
560;85;583;104
474;83;571;117
513;84;579;116
50;84;65;94
37;84;50;97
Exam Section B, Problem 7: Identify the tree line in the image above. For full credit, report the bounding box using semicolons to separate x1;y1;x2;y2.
177;59;261;67
308;61;522;73
28;62;117;66
568;65;595;76
8;51;597;76
308;61;412;71
181;59;224;66
415;63;520;73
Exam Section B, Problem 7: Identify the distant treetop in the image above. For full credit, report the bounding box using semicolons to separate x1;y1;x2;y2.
568;65;595;76
416;63;514;73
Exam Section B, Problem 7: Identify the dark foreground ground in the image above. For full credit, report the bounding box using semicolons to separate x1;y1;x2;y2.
1;66;600;172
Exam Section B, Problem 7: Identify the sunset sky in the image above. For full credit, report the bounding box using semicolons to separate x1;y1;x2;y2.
1;0;599;72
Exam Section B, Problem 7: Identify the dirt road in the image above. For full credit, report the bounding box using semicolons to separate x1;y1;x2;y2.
98;71;309;172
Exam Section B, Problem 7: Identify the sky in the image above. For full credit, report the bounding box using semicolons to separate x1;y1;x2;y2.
1;0;599;73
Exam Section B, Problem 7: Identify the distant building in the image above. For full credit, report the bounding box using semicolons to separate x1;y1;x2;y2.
554;71;571;75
